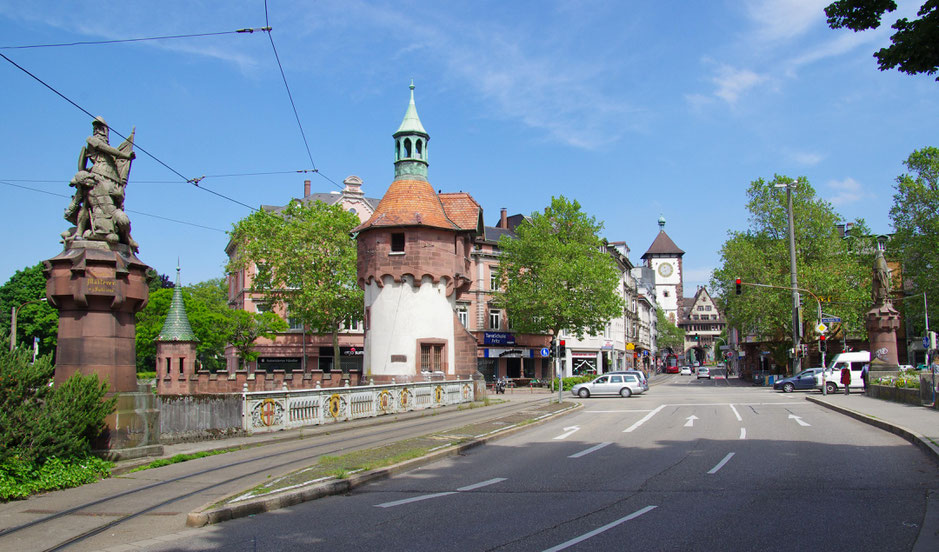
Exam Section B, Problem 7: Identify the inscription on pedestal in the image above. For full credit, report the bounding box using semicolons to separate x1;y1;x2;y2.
86;277;116;295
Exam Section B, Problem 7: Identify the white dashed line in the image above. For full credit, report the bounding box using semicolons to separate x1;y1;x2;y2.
708;452;735;474
624;405;666;433
739;427;746;440
729;404;742;421
569;442;612;458
542;505;657;552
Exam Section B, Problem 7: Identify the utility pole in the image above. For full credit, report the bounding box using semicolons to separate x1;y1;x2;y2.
776;181;801;376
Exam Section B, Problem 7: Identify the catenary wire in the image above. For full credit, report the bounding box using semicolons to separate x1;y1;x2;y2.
2;169;320;185
0;27;272;50
0;52;259;211
0;180;227;233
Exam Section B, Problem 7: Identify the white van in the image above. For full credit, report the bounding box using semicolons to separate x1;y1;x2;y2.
817;351;870;393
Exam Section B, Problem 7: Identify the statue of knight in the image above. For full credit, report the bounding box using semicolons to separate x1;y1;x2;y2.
62;117;139;252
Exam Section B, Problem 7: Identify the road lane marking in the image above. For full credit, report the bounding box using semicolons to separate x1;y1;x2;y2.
376;492;457;508
708;452;735;474
376;478;508;507
542;505;657;552
739;427;746;440
684;415;698;427
456;478;506;491
553;426;581;440
569;442;612;458
729;404;742;421
624;405;666;433
789;414;811;426
584;409;652;413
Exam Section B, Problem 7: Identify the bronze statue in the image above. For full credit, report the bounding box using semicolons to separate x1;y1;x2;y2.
871;249;891;306
62;117;138;251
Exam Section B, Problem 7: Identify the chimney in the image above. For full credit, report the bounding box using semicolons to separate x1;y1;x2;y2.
304;179;311;197
500;208;508;229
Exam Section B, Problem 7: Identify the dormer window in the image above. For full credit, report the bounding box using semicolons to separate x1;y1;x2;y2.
391;232;405;253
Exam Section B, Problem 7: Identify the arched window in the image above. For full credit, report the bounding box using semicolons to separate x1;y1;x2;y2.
404;138;412;158
395;140;400;161
416;139;423;158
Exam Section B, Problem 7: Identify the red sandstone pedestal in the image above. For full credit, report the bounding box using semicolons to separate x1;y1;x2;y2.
866;303;901;367
44;241;161;456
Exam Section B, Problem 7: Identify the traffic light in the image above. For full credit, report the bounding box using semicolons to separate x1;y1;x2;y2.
549;338;557;358
735;278;742;295
558;339;566;358
820;334;826;342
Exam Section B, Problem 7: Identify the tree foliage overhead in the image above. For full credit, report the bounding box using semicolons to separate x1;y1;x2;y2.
226;199;363;374
228;310;288;370
889;146;939;335
494;196;624;342
825;0;939;81
710;176;874;361
656;308;685;352
0;263;58;358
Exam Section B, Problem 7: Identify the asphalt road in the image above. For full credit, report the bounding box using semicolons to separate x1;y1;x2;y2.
138;373;939;551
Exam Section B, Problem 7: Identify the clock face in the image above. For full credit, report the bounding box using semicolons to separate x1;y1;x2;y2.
658;262;673;277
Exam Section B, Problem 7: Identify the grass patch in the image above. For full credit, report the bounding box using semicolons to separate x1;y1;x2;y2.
128;448;238;473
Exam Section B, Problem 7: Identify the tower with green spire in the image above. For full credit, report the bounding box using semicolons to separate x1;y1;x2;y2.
155;266;199;394
393;81;429;180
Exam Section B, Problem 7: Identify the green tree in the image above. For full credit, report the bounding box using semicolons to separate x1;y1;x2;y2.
889;146;939;335
656;308;685;353
710;176;874;371
825;0;939;81
0;263;58;357
495;196;624;375
146;268;173;292
135;278;236;372
228;310;288;370
226;199;363;377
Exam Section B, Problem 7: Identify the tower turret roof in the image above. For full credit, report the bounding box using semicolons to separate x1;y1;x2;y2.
394;81;427;136
641;217;684;258
156;266;199;342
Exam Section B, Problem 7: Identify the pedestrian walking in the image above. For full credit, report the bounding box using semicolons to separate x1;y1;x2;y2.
840;366;851;395
861;363;869;395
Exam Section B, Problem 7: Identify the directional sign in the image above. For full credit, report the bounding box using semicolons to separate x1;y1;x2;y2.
924;336;931;349
821;317;841;324
815;323;828;334
540;347;550;357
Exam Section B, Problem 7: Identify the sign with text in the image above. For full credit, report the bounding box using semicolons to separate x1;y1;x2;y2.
483;332;516;345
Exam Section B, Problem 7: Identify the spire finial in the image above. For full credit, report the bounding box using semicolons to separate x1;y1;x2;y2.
658;214;666;229
409;79;415;91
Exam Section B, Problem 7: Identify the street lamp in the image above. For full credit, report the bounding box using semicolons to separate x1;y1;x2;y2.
774;180;801;376
10;298;47;352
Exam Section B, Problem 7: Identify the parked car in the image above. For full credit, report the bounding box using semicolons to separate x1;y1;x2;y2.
680;366;693;376
571;373;645;398
697;366;711;379
774;368;823;393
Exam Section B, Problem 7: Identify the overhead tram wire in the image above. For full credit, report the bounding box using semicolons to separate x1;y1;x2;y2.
0;180;227;233
2;170;319;185
262;1;342;191
0;52;258;211
0;27;272;50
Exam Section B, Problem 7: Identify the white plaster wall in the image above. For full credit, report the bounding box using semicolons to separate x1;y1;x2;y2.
364;275;456;378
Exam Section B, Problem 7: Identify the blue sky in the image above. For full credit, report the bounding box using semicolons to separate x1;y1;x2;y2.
1;1;935;294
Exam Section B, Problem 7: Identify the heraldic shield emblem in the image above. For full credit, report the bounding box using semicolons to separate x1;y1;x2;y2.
327;393;348;419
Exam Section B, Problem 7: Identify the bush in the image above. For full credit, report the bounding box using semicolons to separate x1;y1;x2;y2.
0;455;112;501
0;347;116;465
873;368;921;389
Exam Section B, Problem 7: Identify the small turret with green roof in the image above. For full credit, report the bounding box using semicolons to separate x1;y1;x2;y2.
393;80;430;180
156;266;199;343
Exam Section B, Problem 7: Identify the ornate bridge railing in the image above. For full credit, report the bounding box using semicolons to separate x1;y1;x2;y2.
243;380;475;433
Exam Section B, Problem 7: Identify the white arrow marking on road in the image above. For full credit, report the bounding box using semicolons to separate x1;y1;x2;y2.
553;426;581;440
789;414;811;427
569;442;612;458
684;415;698;427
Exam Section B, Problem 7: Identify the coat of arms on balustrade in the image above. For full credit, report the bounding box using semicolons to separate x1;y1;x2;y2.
399;387;412;409
434;385;444;404
327;394;348;419
378;390;394;413
251;398;285;428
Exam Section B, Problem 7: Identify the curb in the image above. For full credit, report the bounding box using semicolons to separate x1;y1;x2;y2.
186;401;581;527
805;396;939;465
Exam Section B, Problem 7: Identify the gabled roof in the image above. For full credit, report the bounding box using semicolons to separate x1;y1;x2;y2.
439;192;483;233
641;230;685;259
354;179;461;232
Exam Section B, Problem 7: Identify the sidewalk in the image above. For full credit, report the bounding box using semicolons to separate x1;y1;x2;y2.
805;392;939;465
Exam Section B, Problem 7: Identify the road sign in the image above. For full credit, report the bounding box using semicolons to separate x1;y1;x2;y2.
540;347;550;357
815;323;827;334
821;317;841;324
924;336;931;349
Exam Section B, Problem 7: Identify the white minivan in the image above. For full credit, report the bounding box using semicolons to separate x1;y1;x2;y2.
817;351;870;393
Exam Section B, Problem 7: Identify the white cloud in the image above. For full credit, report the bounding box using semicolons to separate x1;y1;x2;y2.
711;65;769;105
827;177;872;206
787;149;825;166
744;0;829;42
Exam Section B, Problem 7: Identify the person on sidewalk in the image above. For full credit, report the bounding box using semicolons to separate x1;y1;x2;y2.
861;363;869;395
841;366;852;395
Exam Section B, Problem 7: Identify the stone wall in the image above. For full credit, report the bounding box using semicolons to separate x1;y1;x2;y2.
158;369;365;395
159;394;244;443
869;384;921;406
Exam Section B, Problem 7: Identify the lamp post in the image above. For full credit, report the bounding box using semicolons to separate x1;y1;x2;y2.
10;298;47;352
774;180;801;376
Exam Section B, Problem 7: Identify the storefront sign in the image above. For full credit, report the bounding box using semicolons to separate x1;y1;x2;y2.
571;351;596;358
482;348;534;358
483;332;516;345
319;347;364;357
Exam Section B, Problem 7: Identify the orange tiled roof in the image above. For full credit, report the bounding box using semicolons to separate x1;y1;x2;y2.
355;179;460;232
439;192;481;231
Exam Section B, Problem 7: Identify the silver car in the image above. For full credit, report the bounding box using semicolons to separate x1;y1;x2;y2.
571;373;645;398
605;370;649;391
